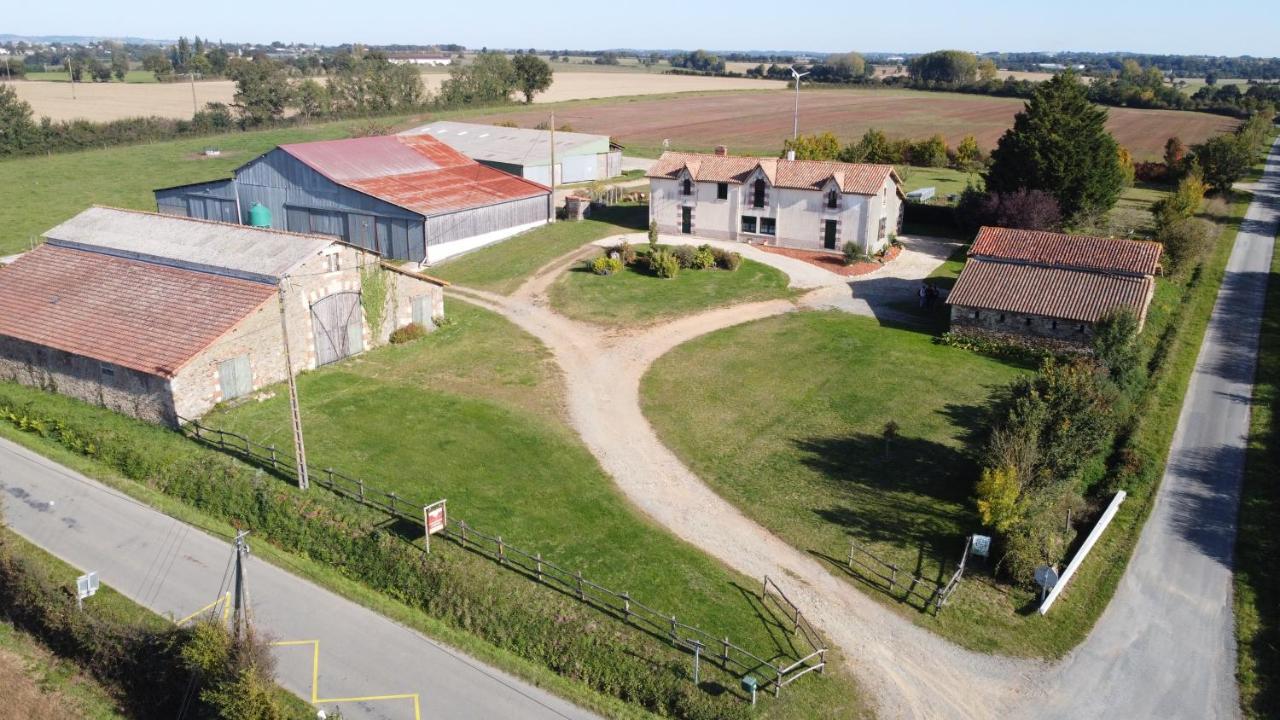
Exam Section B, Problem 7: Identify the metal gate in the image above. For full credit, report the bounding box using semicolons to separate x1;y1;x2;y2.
310;292;364;366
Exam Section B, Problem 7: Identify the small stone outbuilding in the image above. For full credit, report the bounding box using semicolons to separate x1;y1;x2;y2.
0;207;447;426
946;226;1163;350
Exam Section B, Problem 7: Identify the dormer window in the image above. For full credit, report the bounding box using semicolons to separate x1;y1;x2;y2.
752;178;766;208
827;189;839;209
682;178;693;196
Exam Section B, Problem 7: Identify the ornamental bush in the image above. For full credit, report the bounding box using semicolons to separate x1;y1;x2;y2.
711;248;742;271
649;250;680;278
389;323;427;344
613;241;638;266
842;241;860;265
692;245;717;270
590;255;623;276
671;244;698;269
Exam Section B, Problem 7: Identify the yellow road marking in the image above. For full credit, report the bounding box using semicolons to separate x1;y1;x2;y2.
175;592;231;626
271;639;421;719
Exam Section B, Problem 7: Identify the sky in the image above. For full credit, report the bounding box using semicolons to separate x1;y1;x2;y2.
7;0;1279;57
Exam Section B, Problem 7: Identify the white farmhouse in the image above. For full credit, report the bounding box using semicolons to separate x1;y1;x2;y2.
647;147;904;254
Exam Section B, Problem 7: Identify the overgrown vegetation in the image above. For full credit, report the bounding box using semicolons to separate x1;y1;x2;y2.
0;527;299;719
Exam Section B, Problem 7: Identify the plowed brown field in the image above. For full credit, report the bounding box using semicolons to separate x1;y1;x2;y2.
475;87;1239;160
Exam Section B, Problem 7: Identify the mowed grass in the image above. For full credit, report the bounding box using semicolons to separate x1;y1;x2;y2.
898;166;976;199
429;205;647;294
201;301;866;717
549;247;793;327
641;311;1047;652
0;117;413;256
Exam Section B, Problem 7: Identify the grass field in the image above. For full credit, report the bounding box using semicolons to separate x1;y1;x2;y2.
195;300;864;716
1235;197;1280;719
429;206;647;293
474;86;1240;160
548;246;793;326
21;70;158;83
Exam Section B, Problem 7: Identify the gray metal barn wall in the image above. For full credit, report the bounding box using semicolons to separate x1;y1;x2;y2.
154;179;239;223
605;150;622;178
560;154;597;183
425;195;548;247
234;149;427;260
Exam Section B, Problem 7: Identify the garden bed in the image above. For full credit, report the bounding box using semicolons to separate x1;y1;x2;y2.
757;244;902;277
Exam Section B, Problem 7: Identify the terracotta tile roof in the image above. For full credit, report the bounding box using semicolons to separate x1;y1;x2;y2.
971;226;1162;276
946;258;1154;323
647;151;898;195
279;135;549;217
0;244;276;378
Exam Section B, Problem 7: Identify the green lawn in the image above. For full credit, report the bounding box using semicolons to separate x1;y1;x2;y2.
1236;201;1280;719
898;166;975;200
198;300;864;717
548;247;793;326
641;311;1047;652
429;206;647;294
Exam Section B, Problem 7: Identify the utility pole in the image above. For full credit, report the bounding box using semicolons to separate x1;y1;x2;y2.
789;66;810;140
548;110;557;223
231;531;252;641
277;283;310;490
66;57;76;100
189;71;198;115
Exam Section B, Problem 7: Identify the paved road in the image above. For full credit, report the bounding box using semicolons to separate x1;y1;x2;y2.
0;436;598;720
1019;139;1280;719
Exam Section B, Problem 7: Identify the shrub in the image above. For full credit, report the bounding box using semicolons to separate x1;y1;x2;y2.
711;248;742;271
648;250;680;278
389;323;427;344
692;245;717;269
613;241;638;266
671;244;698;269
1151;172;1206;233
589;255;623;276
960;189;1062;232
1160;217;1213;273
647;219;658;245
841;241;860;265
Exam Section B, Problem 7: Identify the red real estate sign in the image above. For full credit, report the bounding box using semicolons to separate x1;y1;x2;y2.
423;500;447;552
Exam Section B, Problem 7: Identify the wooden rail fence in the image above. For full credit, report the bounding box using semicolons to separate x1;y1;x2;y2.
845;538;969;613
179;417;827;698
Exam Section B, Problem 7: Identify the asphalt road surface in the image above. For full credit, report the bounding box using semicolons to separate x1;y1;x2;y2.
0;436;599;720
1021;139;1280;719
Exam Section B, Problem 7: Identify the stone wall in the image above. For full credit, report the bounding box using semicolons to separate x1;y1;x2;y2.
169;297;285;422
0;336;176;424
950;304;1095;347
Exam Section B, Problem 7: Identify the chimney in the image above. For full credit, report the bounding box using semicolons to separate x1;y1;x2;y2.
785;149;796;161
714;145;728;156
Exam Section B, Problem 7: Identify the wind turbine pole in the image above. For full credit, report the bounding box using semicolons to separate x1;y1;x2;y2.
789;66;810;140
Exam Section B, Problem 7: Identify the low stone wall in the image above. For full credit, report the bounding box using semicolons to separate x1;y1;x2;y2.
948;324;1093;356
950;304;1095;347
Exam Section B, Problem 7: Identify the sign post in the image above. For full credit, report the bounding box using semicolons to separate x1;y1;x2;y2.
1034;564;1059;604
76;571;99;611
423;499;447;553
970;534;991;558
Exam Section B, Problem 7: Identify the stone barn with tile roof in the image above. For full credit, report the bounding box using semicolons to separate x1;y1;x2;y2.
646;147;904;254
946;226;1163;350
153;134;551;265
0;207;447;425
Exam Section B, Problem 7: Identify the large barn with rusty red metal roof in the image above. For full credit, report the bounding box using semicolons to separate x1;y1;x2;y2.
153;134;551;264
946;226;1163;349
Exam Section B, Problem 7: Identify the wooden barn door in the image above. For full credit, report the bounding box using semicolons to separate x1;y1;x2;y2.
310;292;364;366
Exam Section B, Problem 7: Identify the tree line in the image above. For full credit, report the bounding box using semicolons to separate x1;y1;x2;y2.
0;50;555;158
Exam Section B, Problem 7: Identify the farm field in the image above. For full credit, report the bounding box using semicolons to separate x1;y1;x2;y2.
3;71;782;122
22;69;158;83
548;245;794;326
475;86;1240;159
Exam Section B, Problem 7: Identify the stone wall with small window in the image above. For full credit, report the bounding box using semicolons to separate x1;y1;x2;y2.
949;304;1096;347
0;336;176;424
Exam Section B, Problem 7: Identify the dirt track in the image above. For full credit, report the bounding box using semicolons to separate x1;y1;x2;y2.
447;237;1043;718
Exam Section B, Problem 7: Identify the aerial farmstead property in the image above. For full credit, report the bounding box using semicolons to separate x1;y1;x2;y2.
153;134;552;265
947;226;1163;349
646;146;904;254
0;207;445;426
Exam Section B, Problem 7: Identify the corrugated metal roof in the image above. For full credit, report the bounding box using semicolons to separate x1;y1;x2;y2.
971;226;1162;276
0;244;276;378
400;121;610;165
43;207;333;284
279;135;549;217
647;151;898;196
946;258;1154;323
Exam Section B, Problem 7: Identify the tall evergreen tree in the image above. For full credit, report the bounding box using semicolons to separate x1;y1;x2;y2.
985;71;1124;222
